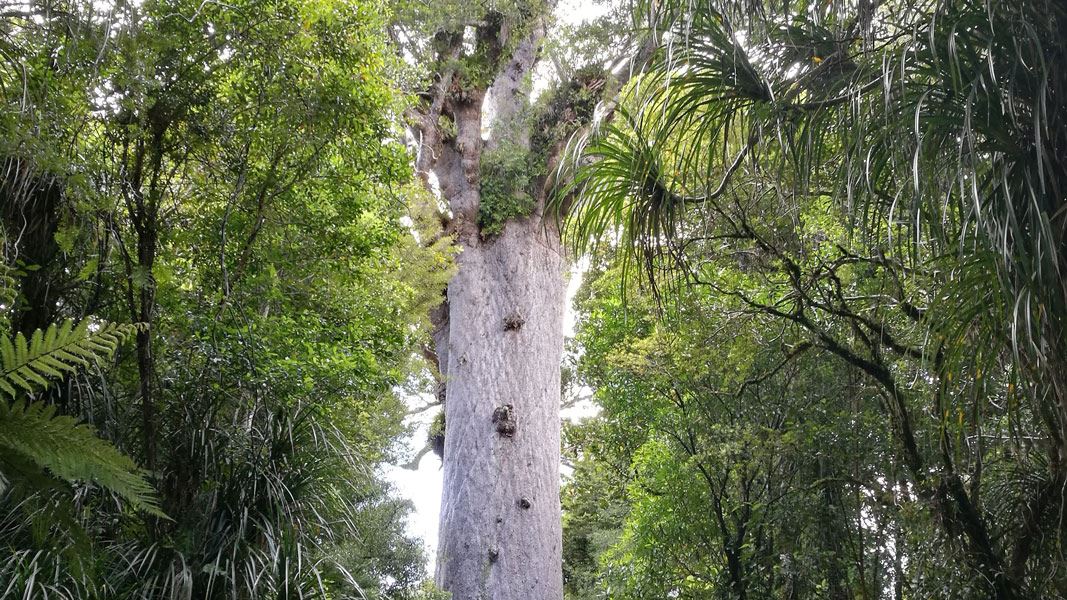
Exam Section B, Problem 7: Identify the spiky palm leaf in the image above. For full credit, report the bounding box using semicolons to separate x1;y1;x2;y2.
847;0;1067;401
565;0;1066;384
564;0;1067;410
558;0;864;282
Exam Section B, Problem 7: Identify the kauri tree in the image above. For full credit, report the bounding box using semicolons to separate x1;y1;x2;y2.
392;1;642;597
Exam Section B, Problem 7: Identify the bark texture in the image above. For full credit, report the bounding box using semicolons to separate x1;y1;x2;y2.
436;215;565;599
413;13;566;600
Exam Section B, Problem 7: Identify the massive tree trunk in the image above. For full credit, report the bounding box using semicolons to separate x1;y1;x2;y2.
436;212;566;599
413;13;566;600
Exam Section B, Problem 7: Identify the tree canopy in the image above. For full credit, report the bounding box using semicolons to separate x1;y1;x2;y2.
559;0;1067;597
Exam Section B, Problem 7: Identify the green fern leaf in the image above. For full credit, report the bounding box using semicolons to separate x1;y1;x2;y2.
14;333;27;364
42;321;58;346
16;366;50;388
1;336;15;370
28;329;43;354
32;355;67;377
0;400;162;515
7;371;33;392
0;319;138;398
51;349;89;366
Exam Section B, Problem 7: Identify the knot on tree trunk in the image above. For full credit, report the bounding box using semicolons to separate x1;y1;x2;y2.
493;404;516;437
503;312;525;331
430;411;446;458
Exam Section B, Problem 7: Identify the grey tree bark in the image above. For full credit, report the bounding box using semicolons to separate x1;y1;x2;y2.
435;212;566;600
411;13;566;600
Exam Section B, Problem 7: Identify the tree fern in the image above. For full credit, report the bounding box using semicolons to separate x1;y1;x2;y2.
0;400;161;514
0;319;160;515
0;319;137;397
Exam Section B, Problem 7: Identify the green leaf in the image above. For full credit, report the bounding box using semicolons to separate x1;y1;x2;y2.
0;319;138;398
0;400;162;515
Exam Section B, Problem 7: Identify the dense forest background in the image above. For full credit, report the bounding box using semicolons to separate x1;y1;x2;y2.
560;0;1067;598
0;0;451;596
2;0;1066;598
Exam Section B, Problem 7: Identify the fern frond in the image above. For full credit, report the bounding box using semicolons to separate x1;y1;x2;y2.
0;319;139;397
0;400;162;515
0;318;159;514
0;267;15;338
